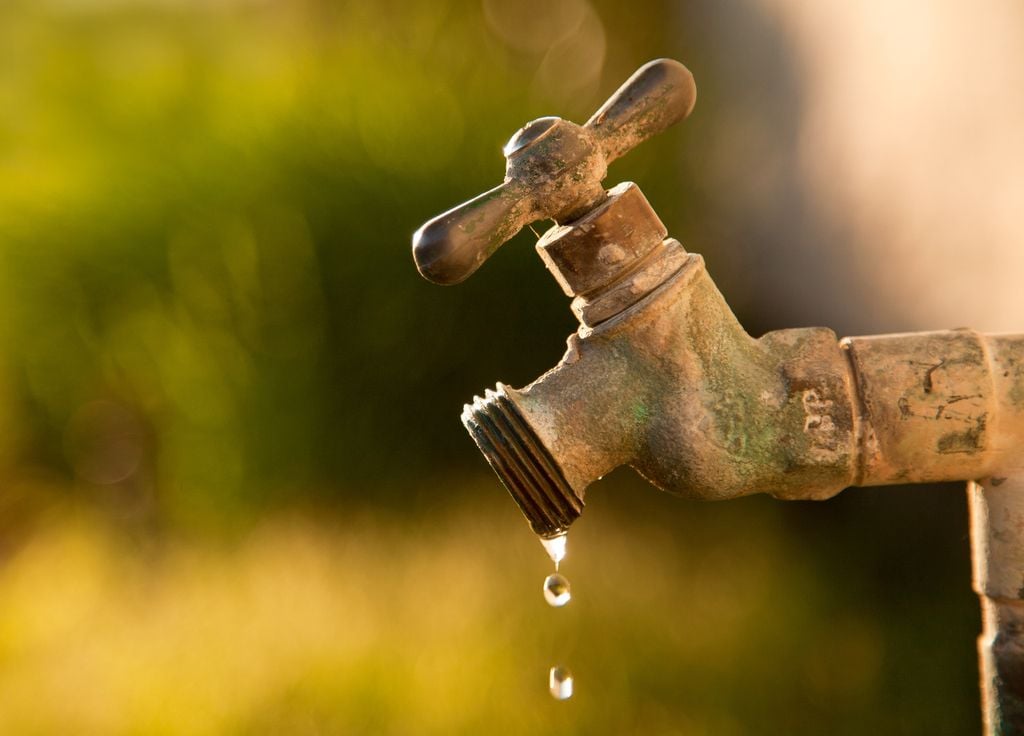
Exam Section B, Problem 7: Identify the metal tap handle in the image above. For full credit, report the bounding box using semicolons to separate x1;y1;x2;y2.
411;180;537;286
584;58;697;165
412;58;696;286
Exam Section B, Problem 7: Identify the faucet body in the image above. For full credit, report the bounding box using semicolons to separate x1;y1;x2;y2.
464;181;1024;735
465;182;1024;537
414;59;1024;735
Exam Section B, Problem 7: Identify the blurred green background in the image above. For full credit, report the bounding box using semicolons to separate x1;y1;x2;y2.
0;0;990;733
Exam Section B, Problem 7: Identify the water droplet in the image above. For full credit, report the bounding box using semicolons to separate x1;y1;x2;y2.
540;533;567;567
549;665;574;700
543;573;571;607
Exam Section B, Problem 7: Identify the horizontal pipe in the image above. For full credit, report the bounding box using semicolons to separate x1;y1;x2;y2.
844;331;1024;487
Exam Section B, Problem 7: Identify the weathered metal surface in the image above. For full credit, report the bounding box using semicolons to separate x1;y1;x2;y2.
506;252;861;503
972;477;1024;736
462;386;582;537
843;331;1024;486
483;249;1024;510
536;183;691;327
536;182;666;298
845;326;1024;729
411;59;696;286
414;57;1024;735
584;60;698;164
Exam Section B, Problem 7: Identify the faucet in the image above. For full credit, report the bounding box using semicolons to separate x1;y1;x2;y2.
412;59;1024;735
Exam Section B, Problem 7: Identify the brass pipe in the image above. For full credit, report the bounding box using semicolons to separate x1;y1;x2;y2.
845;331;1024;487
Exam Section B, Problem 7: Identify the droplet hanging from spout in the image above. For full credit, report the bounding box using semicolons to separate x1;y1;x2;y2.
540;532;567;568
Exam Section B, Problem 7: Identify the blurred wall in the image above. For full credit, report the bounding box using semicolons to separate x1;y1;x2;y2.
694;0;1024;336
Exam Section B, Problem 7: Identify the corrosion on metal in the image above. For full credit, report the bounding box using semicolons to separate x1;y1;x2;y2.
971;477;1024;736
411;59;696;286
494;260;1024;513
413;58;1024;735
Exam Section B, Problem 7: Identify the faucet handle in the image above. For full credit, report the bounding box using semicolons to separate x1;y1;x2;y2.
411;179;537;286
413;59;696;286
584;57;697;166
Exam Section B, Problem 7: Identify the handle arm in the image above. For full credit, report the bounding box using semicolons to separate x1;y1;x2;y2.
412;59;697;285
413;181;534;285
585;58;697;164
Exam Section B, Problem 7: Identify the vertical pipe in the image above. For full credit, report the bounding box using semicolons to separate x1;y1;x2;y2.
970;476;1024;735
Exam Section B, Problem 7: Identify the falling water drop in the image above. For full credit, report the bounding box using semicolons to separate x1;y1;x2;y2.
539;532;567;568
549;665;574;700
543;573;571;607
540;533;573;699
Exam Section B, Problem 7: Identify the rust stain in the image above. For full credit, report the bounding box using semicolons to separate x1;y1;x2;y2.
922;359;945;394
937;413;987;454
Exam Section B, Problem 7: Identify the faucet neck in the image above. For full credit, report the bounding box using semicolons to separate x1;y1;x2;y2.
535;182;689;328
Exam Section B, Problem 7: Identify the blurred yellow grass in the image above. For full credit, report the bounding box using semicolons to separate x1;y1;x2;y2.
0;492;896;735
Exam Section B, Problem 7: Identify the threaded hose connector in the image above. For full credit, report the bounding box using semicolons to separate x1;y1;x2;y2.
462;384;583;537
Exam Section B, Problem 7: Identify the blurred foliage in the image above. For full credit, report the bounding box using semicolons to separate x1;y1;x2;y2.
0;487;982;734
0;0;985;732
0;0;705;527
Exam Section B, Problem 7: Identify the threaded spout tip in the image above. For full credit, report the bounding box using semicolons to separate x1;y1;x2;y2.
462;384;583;537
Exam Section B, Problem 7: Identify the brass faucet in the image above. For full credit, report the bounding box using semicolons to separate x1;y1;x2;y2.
412;59;1024;735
